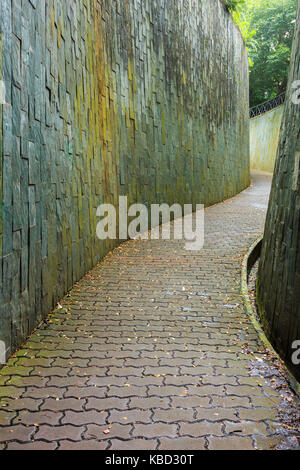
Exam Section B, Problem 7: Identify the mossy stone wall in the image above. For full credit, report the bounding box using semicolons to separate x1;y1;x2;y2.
0;0;250;358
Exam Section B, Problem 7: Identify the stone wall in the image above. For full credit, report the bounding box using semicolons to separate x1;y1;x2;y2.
250;105;284;173
0;0;250;359
257;3;300;381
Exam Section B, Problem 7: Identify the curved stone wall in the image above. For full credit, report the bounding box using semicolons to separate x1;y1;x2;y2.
0;0;250;358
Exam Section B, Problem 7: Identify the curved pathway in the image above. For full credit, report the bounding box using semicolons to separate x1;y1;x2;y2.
0;171;298;450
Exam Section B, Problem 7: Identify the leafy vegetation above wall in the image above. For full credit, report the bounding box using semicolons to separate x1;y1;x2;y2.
224;0;246;11
226;0;298;107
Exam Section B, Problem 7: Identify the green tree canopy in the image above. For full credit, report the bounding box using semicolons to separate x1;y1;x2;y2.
229;0;298;107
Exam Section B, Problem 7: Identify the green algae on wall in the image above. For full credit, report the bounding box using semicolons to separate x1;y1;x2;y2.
0;0;250;359
250;105;284;173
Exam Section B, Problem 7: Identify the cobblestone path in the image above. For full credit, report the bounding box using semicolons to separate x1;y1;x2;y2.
0;172;298;450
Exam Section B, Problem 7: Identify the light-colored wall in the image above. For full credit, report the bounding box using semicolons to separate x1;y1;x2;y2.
250;105;284;173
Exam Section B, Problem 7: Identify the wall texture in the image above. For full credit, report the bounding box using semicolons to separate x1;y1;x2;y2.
257;3;300;382
250;105;284;173
0;0;250;359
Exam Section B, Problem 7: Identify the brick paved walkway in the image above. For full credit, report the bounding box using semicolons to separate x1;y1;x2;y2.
0;171;298;450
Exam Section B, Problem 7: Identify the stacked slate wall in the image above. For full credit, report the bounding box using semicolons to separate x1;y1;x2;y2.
0;0;250;359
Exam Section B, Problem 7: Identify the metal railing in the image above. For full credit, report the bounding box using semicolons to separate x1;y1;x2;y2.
250;92;286;118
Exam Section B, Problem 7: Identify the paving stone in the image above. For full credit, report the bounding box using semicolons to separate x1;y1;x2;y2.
254;436;284;450
109;439;158;450
153;409;195;423
208;436;255;450
13;411;63;426
237;377;270;386
148;386;186;397
129;397;170;410
214;367;250;377
23;387;65;399
0;425;35;442
106;386;147;398
171;397;210;408
7;441;58;450
107;367;144;377
238;408;278;421
164;376;200;386
41;398;85;412
61;411;108;426
211;396;251;408
88;377;128;387
35;425;85;442
144;367;180;376
15;358;53;368
180;367;214;376
84;424;132;440
1;366;33;376
159;437;206;450
251;396;281;407
133;423;178;439
0;411;17;426
86;398;129;411
58;440;108;450
64;386;106;399
6;377;48;387
47;377;87;387
187;385;225;396
52;358;90;368
202;376;238;386
108;410;152;425
37;350;73;359
0;398;42;411
225;385;266;397
33;367;72;377
180;422;223;437
89;359;124;368
70;367;108;378
0;386;24;399
196;408;239;422
0;172;292;449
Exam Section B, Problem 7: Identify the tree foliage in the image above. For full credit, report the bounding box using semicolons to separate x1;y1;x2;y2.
230;0;298;107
